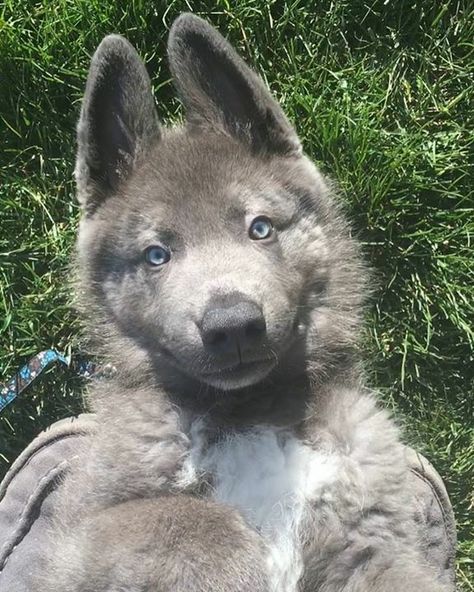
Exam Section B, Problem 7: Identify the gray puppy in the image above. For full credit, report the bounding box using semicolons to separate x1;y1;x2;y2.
45;13;451;592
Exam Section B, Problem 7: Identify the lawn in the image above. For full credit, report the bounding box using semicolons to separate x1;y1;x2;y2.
0;0;472;587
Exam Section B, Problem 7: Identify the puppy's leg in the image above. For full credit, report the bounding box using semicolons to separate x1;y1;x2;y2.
303;549;452;592
48;496;269;592
361;557;453;592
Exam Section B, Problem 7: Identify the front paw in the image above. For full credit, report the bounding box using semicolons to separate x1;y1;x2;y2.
48;496;269;592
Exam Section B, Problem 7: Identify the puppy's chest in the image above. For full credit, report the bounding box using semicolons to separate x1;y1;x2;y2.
178;424;340;592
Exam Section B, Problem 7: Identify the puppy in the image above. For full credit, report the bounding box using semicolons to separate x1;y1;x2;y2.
44;14;451;592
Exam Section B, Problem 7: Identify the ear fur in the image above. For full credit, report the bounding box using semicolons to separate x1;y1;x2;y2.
168;14;301;156
76;35;160;211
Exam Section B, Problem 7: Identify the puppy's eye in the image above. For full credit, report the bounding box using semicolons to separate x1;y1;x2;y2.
248;216;273;240
144;245;171;266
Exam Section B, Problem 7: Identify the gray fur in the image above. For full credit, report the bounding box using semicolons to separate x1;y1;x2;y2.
44;13;452;592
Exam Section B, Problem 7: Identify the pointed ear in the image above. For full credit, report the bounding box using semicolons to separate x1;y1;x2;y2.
167;14;301;156
76;35;160;211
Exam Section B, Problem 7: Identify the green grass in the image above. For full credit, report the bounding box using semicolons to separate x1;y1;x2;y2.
0;0;472;586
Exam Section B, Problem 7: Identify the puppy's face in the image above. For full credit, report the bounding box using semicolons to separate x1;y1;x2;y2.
77;15;363;391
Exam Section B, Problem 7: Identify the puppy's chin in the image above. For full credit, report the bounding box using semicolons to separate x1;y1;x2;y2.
199;359;276;391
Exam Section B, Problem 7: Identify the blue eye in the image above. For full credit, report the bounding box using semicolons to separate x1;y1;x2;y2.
249;216;273;240
144;245;171;266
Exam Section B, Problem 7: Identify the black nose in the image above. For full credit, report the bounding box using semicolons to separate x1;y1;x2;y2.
200;297;266;357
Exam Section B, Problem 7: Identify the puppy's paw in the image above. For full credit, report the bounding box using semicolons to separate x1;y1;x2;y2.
48;496;269;592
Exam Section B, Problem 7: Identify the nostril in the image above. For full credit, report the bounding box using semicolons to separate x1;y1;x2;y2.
205;329;228;347
245;318;266;339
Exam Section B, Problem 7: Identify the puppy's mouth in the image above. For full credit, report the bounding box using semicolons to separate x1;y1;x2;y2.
202;357;274;377
157;345;274;382
200;357;276;390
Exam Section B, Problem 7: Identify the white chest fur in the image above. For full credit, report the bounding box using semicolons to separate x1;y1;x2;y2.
177;423;341;592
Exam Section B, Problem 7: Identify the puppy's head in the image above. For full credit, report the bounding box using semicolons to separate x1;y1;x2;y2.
76;15;365;392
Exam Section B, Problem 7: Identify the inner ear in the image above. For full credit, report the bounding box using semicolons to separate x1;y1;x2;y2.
168;14;300;156
183;31;259;132
76;35;160;210
91;70;136;187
